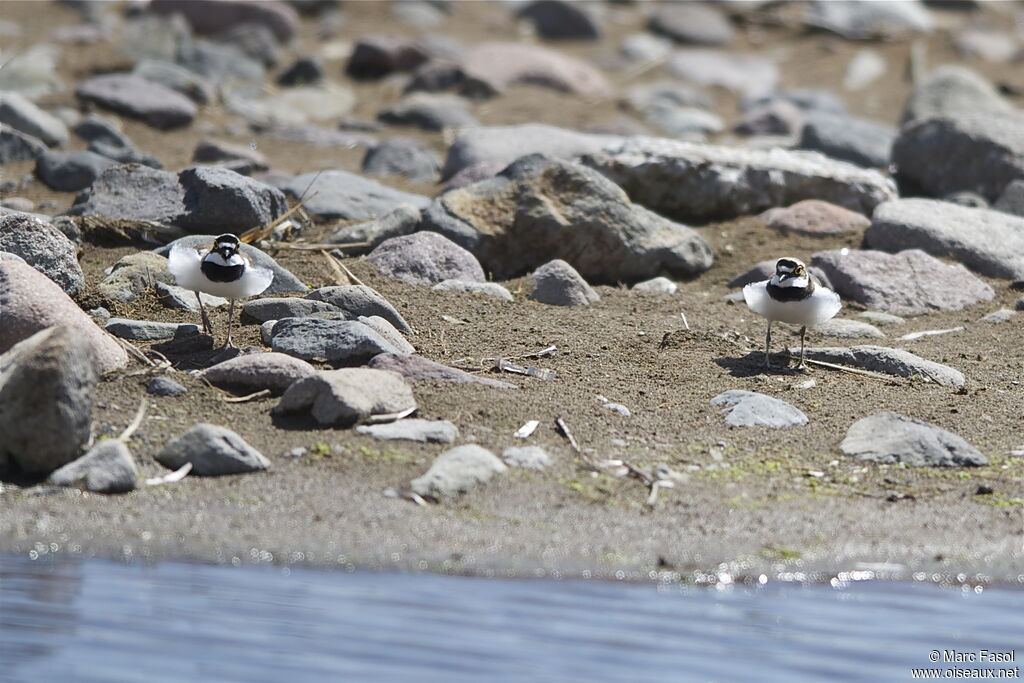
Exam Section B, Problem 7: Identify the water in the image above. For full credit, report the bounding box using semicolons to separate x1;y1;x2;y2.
1;554;1020;682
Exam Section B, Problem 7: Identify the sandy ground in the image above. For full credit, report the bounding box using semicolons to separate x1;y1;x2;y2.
0;1;1022;583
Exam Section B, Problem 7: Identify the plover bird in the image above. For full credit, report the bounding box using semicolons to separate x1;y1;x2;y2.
167;234;274;348
743;257;841;370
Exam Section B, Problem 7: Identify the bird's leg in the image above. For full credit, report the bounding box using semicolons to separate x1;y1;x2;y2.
224;298;237;349
196;291;213;335
798;325;808;370
764;320;773;370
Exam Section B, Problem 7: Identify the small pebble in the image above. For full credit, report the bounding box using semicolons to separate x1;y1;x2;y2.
146;376;188;397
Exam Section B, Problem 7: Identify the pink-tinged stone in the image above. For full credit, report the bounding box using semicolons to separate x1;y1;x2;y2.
0;261;128;373
462;42;612;98
150;0;299;42
760;199;870;237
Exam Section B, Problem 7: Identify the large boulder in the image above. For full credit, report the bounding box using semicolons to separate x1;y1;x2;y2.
175;166;289;234
422;155;714;282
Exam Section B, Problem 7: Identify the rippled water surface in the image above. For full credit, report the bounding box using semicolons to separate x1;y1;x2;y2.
1;554;1020;682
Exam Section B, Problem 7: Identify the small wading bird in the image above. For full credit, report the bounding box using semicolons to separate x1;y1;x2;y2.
168;234;274;348
743;257;841;370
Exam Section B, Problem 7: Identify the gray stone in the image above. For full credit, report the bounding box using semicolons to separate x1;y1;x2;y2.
0;327;97;476
366;231;485;285
274;367;416;426
35;150;117;192
952;27;1019;64
156;423;270;476
278;170;430;221
620;33;673;64
362;137;440;183
150;0;299;42
157;235;306;294
432;279;513;301
844;49;886;91
667;50;777;97
761;200;870;237
67;164;185;224
175;166;288;234
901;65;1012;125
47;440;137;494
799;111;896;168
403;61;494;99
242;297;341;323
346;36;432;79
626;81;714;117
75;74;198;130
146;376;188;396
867;198;1024;280
802;345;965;387
943;192;989;210
199;351;317;395
0;261;128;373
425;155;714;281
368;353;517;389
88;140;162;169
224;82;355;128
391;0;446;27
105;318;201;341
804;0;933;39
378;93;478;132
277;55;324;87
0;124;46;163
356;418;458;443
518;0;601;40
73;114;132;149
979;309;1016;324
410;444;507;498
270;318;402;363
98;252;174;303
733;99;803;138
0;91;68;147
641;103;722;140
603;402;631;417
741;89;847;117
306;285;412;333
994;180;1024;218
501;446;551;470
581;136;897;221
710;390;808;428
133;59;215;104
460;42;611;98
813;318;884;338
260;320;275;346
649;2;733;45
812;249;994;316
357;316;414;355
892;113;1024;202
327;205;422;255
0;213;85;298
0;198;34;212
859;311;905;326
0;44;62;101
192;139;268;171
215;21;280;67
177;38;265;87
840;412;986;467
632;276;677;294
155;281;229;311
529;259;599;307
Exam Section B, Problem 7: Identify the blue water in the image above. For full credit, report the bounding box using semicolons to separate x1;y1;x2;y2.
1;554;1020;682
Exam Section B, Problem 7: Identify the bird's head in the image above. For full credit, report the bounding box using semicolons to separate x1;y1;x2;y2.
772;257;809;287
213;233;241;261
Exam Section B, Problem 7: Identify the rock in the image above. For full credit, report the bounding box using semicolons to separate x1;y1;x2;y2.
225;82;355;127
813;248;993;316
460;42;612;98
501;446;551;470
583;137;896;221
760;200;870;237
177;38;265;87
649;3;733;45
369;353;517;388
391;0;447;27
357;316;414;355
175;166;288;234
199;351;316;394
603;402;631;417
804;0;933;39
626;81;714;116
355;418;457;443
75;74;198;129
432;279;513;301
840;412;986;467
0;44;62;101
241;297;341;323
274;367;416;426
133;59;215;105
892;113;1024;201
0;124;47;163
0;91;68;147
952;28;1019;64
156;281;229;311
377;92;478;132
641;102;722;140
105;318;201;341
844;49;886;91
0;213;85;298
867;198;1024;280
95;253;170;304
266;123;376;149
366;231;485;285
277;55;323;86
270;318;402;363
0;261;127;372
66;164;185;224
901;65;1013;124
410;444;506;498
425;155;714;281
88;140;162;169
667;50;777;97
733;99;803;138
215;21;280;67
402;61;495;99
441;161;506;191
727;259;833;291
35;150;117;192
802;345;965;387
1018;296;1024;312
741;89;847;117
813;318;884;338
798;111;896;168
150;0;299;42
441;124;620;180
47;440;137;493
0;198;34;212
278;170;430;221
327;205;422;255
362;137;440;183
529;259;599;307
346;36;431;79
632;276;677;294
146;376;188;396
859;311;905;326
192;139;269;172
517;0;601;40
0;327;97;476
306;285;412;333
993;180;1024;218
979;309;1016;324
156;423;270;476
157;235;306;294
710;390;808;428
